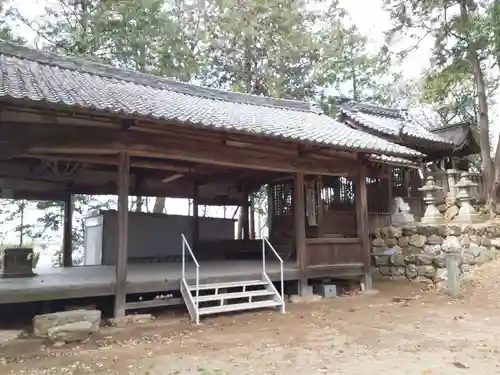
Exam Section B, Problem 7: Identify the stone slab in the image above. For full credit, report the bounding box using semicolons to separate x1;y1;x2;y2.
48;321;94;343
33;309;101;338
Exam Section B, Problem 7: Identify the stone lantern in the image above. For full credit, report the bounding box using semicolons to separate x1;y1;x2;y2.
445;169;460;204
453;172;481;223
418;176;444;224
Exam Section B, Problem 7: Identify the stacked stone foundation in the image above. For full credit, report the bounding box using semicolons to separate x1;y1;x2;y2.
371;222;500;283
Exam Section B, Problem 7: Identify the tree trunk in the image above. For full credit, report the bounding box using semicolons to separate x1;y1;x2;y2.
494;0;500;67
136;196;143;212
461;1;497;215
472;54;494;201
153;197;166;213
19;202;24;248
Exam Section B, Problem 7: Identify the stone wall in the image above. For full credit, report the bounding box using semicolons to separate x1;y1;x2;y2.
371;222;500;283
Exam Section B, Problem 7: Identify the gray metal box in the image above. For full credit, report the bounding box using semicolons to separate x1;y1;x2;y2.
313;284;337;298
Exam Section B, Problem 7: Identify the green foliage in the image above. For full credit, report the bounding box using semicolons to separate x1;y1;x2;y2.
0;199;36;246
0;2;24;45
384;0;498;127
385;0;500;212
421;61;477;125
36;195;115;250
7;0;395;102
319;24;392;101
202;0;323;98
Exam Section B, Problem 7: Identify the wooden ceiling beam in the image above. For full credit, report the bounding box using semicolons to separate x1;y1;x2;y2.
24;153;205;174
0;109;360;161
1;123;358;176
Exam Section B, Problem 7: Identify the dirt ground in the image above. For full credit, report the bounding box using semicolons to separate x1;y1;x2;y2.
2;262;500;375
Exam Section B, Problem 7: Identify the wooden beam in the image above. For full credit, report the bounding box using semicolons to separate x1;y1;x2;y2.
30;141;356;176
62;192;73;268
355;156;372;290
0;189;66;201
115;152;130;318
293;171;307;294
1;106;361;161
162;173;184;184
26;153;200;174
0;177;64;191
6;124;359;176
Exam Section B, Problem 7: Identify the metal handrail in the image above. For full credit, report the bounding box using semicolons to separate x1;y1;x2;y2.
262;237;284;307
181;234;199;310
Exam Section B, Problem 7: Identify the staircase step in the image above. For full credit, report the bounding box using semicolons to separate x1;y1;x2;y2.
195;290;275;303
189;280;267;291
198;300;282;316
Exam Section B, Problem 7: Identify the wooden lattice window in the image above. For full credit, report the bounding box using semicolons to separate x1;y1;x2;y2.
321;176;355;211
408;169;422;198
271;181;293;215
366;176;390;213
391;168;405;197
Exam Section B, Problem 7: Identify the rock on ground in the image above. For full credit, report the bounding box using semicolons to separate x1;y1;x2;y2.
33;309;101;338
289;294;323;304
108;314;154;327
48;321;94;343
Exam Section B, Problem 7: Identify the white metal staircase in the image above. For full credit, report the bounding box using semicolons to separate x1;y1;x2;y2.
180;234;285;324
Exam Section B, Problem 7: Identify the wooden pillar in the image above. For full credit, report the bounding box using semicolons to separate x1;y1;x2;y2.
387;167;393;214
294;171;307;294
192;182;199;247
115;152;129;318
249;194;255;239
356;157;372;290
62;192;73;267
267;185;273;238
403;169;411;198
316;176;324;237
242;190;250;240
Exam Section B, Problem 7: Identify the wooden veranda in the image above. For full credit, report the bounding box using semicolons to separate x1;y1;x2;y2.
0;42;424;317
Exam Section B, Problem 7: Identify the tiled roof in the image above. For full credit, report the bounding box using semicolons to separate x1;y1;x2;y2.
0;42;422;157
431;122;480;155
368;154;418;167
340;101;452;145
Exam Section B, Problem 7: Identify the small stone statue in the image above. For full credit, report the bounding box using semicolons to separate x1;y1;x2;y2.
391;197;415;226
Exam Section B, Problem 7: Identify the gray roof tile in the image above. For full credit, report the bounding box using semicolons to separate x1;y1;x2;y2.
0;42;422;158
368;154;418;167
340;101;452;145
